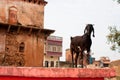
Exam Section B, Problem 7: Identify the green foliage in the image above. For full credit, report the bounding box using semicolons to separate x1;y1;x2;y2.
107;26;120;52
115;0;120;3
117;0;120;3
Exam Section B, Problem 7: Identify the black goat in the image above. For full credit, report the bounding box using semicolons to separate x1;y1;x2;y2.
70;24;95;68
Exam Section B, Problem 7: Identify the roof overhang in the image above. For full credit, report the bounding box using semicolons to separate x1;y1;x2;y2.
0;22;55;38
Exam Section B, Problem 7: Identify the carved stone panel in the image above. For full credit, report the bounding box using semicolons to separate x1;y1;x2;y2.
2;32;25;66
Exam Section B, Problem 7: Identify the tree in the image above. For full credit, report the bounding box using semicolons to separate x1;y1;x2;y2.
115;0;120;3
107;26;120;52
117;0;120;3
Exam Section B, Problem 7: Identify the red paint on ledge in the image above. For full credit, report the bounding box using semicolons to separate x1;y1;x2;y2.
0;76;104;80
0;67;116;80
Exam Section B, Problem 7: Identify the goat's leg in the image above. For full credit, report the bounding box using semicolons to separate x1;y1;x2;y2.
81;51;84;68
87;49;91;64
87;53;90;64
71;52;74;68
75;53;79;68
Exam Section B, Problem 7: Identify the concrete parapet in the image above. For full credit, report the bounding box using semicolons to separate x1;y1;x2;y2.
0;67;116;80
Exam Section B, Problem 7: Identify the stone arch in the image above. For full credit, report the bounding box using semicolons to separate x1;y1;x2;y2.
8;6;18;24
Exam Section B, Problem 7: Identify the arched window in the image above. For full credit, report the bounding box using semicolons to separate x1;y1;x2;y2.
19;42;25;52
8;6;18;24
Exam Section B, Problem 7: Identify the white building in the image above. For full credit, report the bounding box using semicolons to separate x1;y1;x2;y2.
43;36;62;67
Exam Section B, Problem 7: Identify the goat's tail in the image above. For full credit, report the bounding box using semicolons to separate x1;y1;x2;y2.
71;37;73;40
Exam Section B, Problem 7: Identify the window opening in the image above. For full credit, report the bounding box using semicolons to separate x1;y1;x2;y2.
50;61;54;67
45;61;49;67
19;42;25;52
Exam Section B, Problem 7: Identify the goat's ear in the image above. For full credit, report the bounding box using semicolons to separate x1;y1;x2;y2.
84;26;87;33
84;29;86;33
92;26;95;37
71;37;73;40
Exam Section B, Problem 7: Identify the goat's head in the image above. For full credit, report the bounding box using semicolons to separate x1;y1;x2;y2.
84;24;95;37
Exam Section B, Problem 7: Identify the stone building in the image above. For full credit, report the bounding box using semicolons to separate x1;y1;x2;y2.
66;49;72;63
43;36;62;67
88;57;110;68
0;0;54;67
99;57;110;67
110;60;120;79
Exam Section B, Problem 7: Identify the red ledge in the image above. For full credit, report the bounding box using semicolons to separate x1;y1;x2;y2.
0;67;116;78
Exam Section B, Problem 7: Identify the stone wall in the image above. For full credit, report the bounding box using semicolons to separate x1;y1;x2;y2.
0;0;54;67
0;26;45;67
0;0;45;28
0;29;6;65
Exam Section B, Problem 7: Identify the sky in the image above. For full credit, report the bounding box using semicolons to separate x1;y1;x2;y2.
44;0;120;61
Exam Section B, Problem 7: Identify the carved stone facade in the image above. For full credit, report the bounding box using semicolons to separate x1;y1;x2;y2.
0;0;47;28
0;0;55;67
3;32;25;66
0;23;54;67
